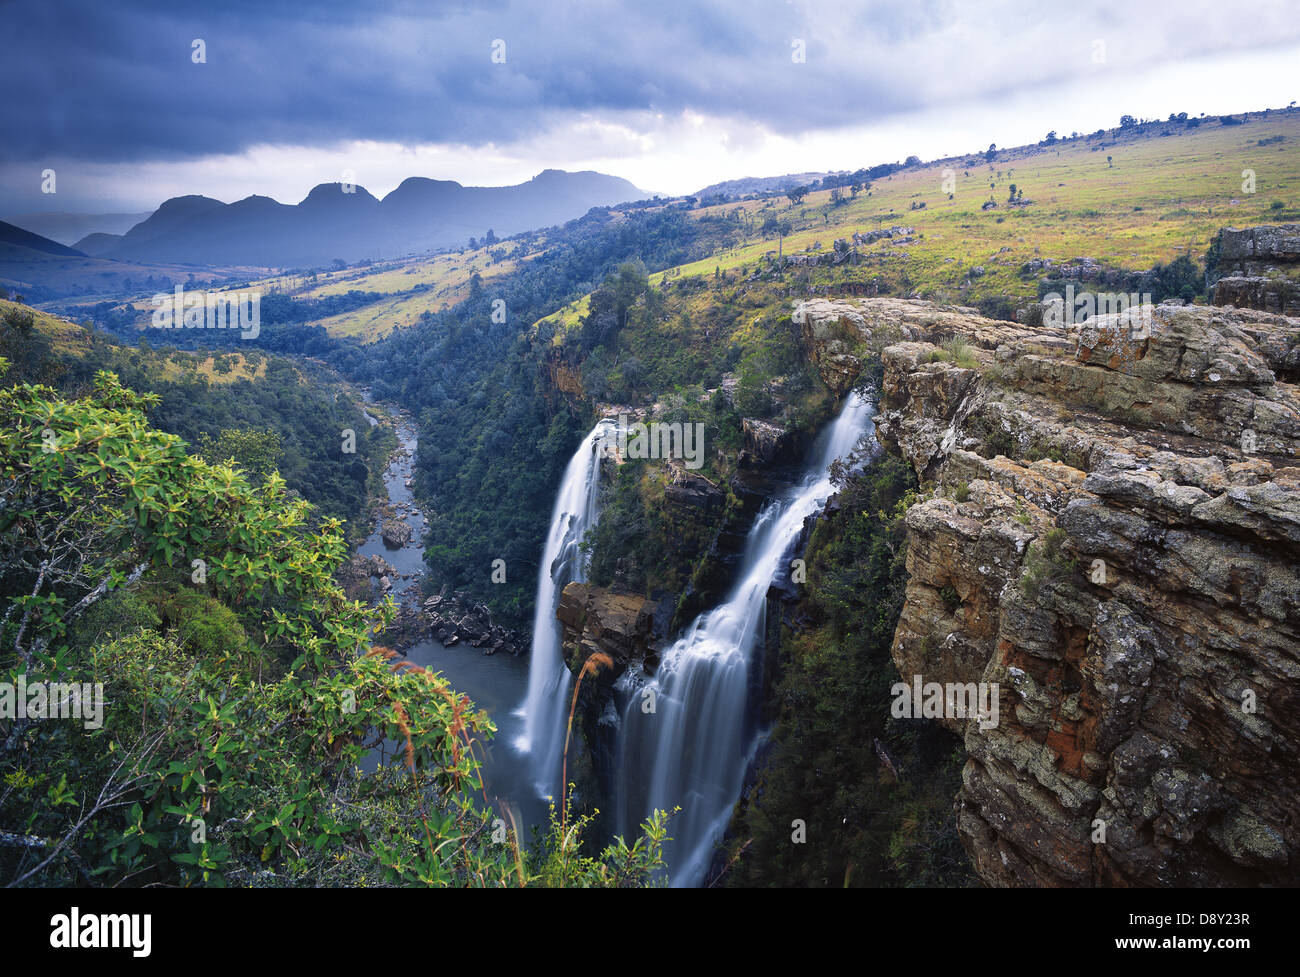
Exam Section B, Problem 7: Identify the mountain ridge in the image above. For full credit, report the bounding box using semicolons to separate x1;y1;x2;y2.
0;219;86;258
74;170;646;268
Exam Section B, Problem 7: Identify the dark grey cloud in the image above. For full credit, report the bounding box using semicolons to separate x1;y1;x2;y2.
4;0;1298;165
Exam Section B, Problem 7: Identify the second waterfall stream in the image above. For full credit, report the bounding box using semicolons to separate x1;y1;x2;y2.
615;392;875;886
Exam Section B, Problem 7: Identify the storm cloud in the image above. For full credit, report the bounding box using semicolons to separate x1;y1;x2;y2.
7;0;1300;166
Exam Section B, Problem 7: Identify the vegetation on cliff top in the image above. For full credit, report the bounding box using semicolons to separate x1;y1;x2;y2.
1;299;392;535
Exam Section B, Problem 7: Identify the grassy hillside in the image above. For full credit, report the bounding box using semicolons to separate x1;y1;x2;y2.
97;238;537;341
665;111;1299;303
55;110;1299;347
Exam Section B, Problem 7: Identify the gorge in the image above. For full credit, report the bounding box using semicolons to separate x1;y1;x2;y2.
8;0;1300;903
513;393;875;885
514;287;1300;887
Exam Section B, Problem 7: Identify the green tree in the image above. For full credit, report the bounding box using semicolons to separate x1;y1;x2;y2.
195;427;284;486
0;364;668;887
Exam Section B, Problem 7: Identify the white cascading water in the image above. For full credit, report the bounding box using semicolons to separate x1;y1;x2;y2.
615;393;875;886
516;419;617;799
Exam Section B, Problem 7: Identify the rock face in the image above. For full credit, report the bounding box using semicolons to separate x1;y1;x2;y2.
793;298;873;395
1213;275;1300;316
541;347;586;412
663;459;724;514
554;582;661;825
740;417;798;466
840;295;1300;886
556;582;658;675
1209;224;1300;316
793;296;1008;396
1211;224;1300;278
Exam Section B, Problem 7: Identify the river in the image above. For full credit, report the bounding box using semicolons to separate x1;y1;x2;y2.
357;406;549;837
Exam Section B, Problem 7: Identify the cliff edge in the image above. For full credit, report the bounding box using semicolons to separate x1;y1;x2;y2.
796;295;1300;886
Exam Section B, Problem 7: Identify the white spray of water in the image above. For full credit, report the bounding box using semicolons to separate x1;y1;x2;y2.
515;419;617;799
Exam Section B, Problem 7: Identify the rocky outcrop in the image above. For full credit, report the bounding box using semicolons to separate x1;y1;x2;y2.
380;518;413;549
553;582;661;829
1210;224;1300;279
422;591;523;655
557;582;658;675
794;296;1009;396
1213;275;1300;316
662;459;724;514
1208;224;1300;316
841;295;1300;886
1026;256;1165;293
752;228;917;283
792;298;870;395
740;417;798;466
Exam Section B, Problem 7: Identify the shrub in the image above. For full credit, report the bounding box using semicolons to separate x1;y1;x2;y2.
1019;528;1076;599
944;335;979;369
0;365;670;888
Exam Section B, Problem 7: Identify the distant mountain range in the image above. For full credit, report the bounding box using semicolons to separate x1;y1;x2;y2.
0;219;87;258
51;170;644;269
2;211;153;247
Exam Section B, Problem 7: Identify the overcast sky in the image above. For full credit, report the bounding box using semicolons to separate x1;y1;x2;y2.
4;0;1299;214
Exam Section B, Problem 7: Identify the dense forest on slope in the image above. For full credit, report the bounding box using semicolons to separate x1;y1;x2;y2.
567;271;842;616
1;300;392;535
346;208;749;622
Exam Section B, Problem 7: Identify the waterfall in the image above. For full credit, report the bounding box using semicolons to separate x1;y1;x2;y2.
614;393;876;886
515;419;617;799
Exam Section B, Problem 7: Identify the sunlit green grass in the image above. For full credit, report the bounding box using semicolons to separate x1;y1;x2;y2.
660;112;1300;303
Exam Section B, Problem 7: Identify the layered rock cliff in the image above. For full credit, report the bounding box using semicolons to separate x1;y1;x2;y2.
1210;223;1300;316
796;296;1300;886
